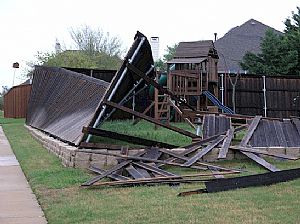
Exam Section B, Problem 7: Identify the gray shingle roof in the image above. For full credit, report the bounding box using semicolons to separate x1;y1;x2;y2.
215;19;282;73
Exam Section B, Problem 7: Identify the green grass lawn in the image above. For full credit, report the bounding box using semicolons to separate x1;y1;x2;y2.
1;113;300;223
91;119;194;147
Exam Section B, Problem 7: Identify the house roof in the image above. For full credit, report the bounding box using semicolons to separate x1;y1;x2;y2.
167;57;206;64
173;40;218;59
214;19;283;73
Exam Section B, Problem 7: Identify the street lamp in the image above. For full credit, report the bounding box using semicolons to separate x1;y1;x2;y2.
12;62;19;86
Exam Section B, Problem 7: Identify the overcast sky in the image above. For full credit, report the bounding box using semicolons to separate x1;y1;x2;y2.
0;0;299;88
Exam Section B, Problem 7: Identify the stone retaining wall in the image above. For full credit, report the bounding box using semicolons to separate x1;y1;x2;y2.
26;125;299;169
25;125;143;169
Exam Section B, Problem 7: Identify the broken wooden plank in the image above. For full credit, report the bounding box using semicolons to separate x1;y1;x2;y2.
88;171;240;187
79;142;128;150
135;167;152;178
209;167;225;179
126;61;195;111
132;101;155;125
230;146;299;160
132;162;178;177
240;116;262;146
218;127;234;159
183;124;247;155
158;148;241;172
77;149;207;170
82;151;145;186
126;165;146;179
89;165;130;181
90;178;210;187
242;151;280;172
142;147;162;160
184;135;225;166
82;160;133;186
169;99;196;129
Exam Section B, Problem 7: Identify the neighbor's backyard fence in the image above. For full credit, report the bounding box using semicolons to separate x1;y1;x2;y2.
4;84;31;118
220;74;300;118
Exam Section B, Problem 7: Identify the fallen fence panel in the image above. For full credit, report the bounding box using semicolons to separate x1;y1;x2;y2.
205;168;300;193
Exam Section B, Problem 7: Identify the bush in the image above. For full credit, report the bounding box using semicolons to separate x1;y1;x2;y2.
0;96;3;110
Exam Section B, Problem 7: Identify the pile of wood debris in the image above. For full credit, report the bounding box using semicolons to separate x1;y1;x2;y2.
79;115;300;193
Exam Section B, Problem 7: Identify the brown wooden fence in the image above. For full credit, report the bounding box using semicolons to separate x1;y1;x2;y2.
4;84;32;118
220;74;300;118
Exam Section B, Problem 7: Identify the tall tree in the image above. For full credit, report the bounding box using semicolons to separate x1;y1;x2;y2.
241;7;300;75
155;44;178;71
241;29;298;75
69;25;123;57
25;26;123;78
284;6;300;75
0;86;10;110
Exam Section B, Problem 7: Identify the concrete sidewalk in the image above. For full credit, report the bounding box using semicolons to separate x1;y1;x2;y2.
0;126;47;224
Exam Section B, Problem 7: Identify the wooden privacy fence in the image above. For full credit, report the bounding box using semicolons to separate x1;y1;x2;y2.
220;74;300;118
4;84;31;118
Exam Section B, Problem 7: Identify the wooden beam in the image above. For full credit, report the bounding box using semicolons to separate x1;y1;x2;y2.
82;151;145;186
132;101;155;125
158;148;241;172
88;171;240;187
104;100;198;138
241;151;280;172
240;116;262;146
126;165;146;179
169;99;196;129
82;160;133;186
183;124;247;155
218;127;234;159
80;142;131;150
183;136;225;166
132;162;178;177
89;165;130;181
230;146;299;160
77;149;209;170
82;127;177;149
126;62;195;111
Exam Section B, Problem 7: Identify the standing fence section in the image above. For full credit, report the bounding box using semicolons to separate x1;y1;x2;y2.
3;84;32;118
221;74;300;118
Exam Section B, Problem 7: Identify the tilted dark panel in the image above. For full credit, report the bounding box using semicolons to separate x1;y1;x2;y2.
249;118;300;147
87;31;155;132
26;66;109;145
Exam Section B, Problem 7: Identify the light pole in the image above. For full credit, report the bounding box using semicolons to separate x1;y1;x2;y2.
12;62;19;86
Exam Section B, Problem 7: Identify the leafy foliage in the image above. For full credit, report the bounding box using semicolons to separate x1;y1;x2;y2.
241;30;298;75
284;6;300;75
155;44;178;71
0;86;10;110
69;25;123;57
25;25;123;78
241;7;300;75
